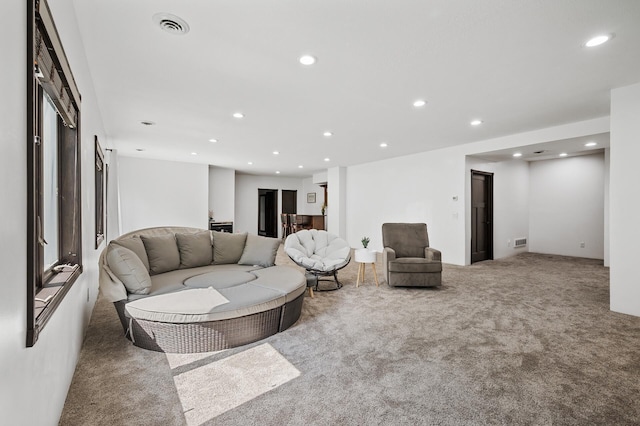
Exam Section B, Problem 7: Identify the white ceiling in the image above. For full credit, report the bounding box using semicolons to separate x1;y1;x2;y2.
70;0;640;177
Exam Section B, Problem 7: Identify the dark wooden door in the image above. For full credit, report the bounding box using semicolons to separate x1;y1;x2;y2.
258;189;278;237
471;170;493;263
282;190;297;214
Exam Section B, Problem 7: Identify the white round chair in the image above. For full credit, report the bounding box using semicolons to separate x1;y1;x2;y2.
284;229;351;294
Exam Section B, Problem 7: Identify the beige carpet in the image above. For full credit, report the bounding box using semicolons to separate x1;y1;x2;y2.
60;248;640;425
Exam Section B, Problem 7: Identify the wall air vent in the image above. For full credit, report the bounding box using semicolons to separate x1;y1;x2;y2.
514;238;527;248
152;13;190;35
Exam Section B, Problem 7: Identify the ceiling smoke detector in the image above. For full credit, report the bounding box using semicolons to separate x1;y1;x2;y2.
153;13;190;35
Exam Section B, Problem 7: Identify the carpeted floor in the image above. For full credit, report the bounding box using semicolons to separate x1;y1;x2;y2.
60;248;640;425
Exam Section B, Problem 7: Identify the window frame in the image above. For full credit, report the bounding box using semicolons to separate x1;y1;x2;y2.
27;0;83;347
95;136;105;249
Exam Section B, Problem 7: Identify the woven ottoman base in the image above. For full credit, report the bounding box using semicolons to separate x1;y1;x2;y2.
114;291;305;353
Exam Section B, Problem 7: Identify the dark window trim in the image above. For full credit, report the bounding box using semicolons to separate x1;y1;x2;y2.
95;136;105;249
27;0;83;347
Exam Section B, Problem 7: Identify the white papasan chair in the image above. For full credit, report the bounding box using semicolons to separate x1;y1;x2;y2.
284;229;351;295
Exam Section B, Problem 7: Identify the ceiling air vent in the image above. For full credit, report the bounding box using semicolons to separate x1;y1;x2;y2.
152;13;190;35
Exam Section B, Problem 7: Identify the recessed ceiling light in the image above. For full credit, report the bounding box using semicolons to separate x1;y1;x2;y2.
233;112;244;119
584;34;613;47
513;153;522;158
273;151;280;155
140;121;155;126
298;165;304;169
470;119;483;126
209;138;218;143
559;153;568;157
413;100;427;108
247;161;253;165
380;143;388;148
191;152;198;156
275;171;281;174
323;131;333;137
585;142;597;147
299;55;316;65
324;158;330;162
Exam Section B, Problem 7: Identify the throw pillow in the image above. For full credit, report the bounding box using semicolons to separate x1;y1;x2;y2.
212;231;248;264
111;235;150;271
238;234;280;267
176;231;213;268
141;234;181;275
106;244;152;295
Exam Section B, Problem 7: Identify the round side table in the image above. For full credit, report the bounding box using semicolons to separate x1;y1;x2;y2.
355;249;379;287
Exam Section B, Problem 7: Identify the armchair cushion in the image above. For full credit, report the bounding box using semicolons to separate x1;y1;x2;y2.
388;258;442;273
425;247;442;262
284;230;351;272
382;223;429;258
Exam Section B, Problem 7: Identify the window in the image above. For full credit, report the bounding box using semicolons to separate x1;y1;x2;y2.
27;0;83;346
95;136;105;249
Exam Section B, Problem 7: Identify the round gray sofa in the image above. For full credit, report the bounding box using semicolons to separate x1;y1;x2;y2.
99;226;306;353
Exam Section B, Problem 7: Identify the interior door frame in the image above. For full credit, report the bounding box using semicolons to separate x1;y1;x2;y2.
258;188;278;237
471;170;494;264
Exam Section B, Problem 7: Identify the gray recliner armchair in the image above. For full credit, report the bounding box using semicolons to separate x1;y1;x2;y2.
382;223;442;287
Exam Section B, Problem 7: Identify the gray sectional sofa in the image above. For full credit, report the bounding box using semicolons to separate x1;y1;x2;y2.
99;226;306;353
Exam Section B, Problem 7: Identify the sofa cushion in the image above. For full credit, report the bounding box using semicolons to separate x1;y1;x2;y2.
212;231;248;264
176;231;212;269
111;235;150;271
184;270;257;289
238;234;280;267
106;245;151;294
125;287;231;323
388;257;442;273
125;284;285;323
141;234;181;275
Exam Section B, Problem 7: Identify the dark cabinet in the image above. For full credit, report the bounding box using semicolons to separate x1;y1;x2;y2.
210;221;233;233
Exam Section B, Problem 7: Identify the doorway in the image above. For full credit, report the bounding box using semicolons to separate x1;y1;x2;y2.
471;170;493;263
258;189;278;237
282;190;297;214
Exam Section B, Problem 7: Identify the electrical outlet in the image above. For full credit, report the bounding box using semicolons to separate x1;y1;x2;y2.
580;242;586;248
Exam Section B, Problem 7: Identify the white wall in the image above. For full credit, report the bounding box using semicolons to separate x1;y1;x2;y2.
106;149;122;241
234;174;304;237
604;148;610;267
346;117;610;265
327;167;347;238
529;154;605;259
0;0;106;423
610;82;640;317
208;166;235;222
301;177;324;215
347;147;467;262
118;157;209;234
465;158;530;261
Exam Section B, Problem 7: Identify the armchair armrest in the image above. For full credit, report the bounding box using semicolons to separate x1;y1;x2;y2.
425;247;441;262
382;247;396;283
383;247;396;262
